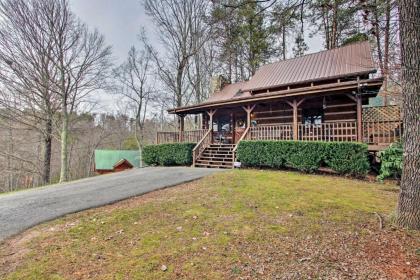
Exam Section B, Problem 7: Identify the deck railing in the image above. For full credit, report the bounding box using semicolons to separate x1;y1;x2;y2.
232;126;251;166
156;120;402;146
156;131;179;144
192;129;213;167
362;120;403;145
182;129;207;143
298;121;357;142
248;124;293;140
156;129;206;144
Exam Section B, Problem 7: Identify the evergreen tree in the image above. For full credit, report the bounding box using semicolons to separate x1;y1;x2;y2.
211;0;273;81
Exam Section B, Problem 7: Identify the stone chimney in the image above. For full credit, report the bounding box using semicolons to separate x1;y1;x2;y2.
210;75;229;96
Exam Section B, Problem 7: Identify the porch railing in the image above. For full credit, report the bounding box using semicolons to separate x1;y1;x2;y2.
192;129;212;167
182;129;207;143
156;131;179;144
362;120;403;145
232;126;251;166
298;121;357;142
156;129;206;144
248;124;293;140
156;120;402;147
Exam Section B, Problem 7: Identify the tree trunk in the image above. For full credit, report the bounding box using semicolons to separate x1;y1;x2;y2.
383;0;391;106
396;0;420;229
6;121;13;191
282;25;286;60
134;122;144;169
138;146;143;168
373;0;384;75
59;110;69;183
41;117;53;184
321;4;330;49
331;1;338;49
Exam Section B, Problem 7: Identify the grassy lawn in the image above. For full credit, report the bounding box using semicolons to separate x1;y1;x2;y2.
1;170;419;279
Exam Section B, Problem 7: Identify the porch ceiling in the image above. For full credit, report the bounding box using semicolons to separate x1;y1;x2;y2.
168;77;383;115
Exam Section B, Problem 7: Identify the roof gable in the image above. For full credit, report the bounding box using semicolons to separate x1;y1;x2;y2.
113;159;134;169
243;41;376;92
95;150;140;170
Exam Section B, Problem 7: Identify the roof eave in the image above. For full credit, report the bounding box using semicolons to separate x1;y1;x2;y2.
243;69;377;93
168;77;383;114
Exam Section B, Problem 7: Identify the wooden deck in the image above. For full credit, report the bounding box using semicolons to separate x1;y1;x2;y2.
157;120;402;147
157;119;402;166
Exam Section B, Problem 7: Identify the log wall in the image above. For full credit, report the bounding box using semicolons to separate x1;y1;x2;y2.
252;94;357;125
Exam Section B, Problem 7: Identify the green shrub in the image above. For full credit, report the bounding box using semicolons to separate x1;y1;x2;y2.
324;142;370;176
143;143;196;166
237;140;369;176
377;142;403;181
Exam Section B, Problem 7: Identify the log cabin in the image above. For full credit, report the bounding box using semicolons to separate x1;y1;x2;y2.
156;41;402;168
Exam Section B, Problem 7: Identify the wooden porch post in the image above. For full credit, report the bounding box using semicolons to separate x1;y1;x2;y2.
207;109;216;128
201;112;205;129
346;93;363;142
232;112;236;143
242;104;256;128
356;95;363;142
207;109;217;143
178;114;185;142
286;98;305;140
292;100;298;140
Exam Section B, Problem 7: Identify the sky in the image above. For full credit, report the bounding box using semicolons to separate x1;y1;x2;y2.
69;0;323;112
69;0;153;64
70;0;324;63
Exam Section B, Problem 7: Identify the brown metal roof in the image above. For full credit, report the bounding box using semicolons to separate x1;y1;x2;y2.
243;41;376;92
206;81;250;103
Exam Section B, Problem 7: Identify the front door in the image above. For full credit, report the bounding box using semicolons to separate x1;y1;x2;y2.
213;114;232;144
212;110;247;144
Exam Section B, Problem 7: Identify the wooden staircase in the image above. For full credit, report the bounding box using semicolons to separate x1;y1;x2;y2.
194;143;234;169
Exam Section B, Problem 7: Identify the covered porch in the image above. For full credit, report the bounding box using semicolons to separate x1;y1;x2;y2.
156;93;402;151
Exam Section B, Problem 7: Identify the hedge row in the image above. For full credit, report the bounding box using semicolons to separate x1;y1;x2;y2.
236;140;369;176
143;143;196;166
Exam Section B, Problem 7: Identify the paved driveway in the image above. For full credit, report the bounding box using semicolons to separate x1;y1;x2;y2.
0;167;222;241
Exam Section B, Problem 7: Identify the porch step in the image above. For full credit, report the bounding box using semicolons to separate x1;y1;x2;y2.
194;143;235;169
208;144;234;148
206;145;234;149
196;164;232;169
202;151;233;156
196;159;233;165
200;155;232;160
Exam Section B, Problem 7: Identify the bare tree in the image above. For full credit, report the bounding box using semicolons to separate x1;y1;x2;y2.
0;0;60;185
113;44;155;167
40;0;112;182
187;38;219;127
144;0;212;112
0;0;112;184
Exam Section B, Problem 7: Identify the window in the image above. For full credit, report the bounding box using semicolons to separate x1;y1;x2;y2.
302;108;323;125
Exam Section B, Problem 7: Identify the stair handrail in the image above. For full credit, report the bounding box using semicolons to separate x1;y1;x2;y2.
192;128;212;167
231;126;251;167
